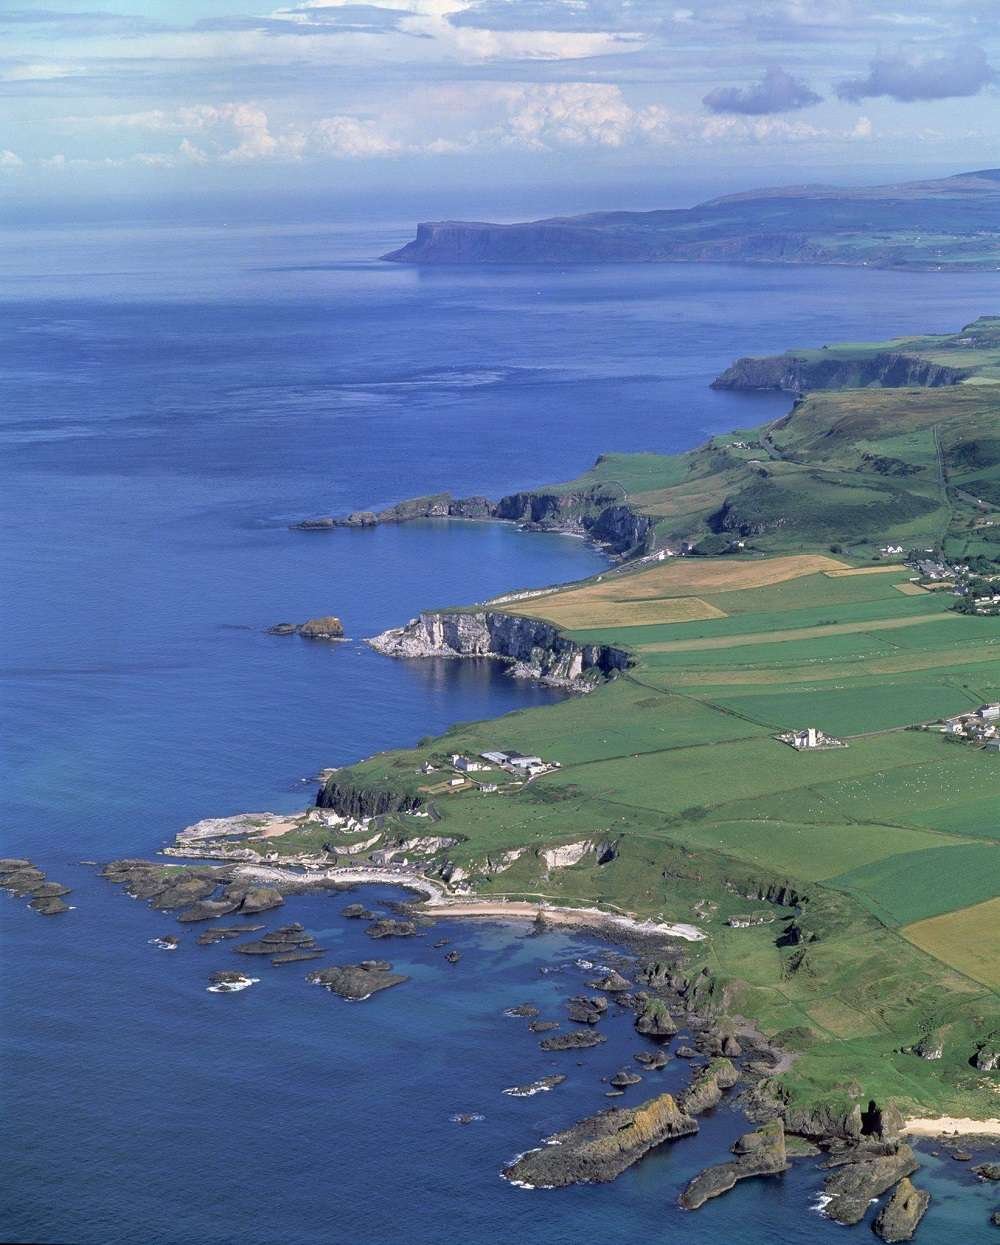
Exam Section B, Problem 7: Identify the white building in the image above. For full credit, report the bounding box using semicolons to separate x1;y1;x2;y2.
508;753;543;769
480;750;509;765
977;704;1000;721
452;754;486;772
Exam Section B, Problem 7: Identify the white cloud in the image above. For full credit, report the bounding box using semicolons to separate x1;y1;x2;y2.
0;148;23;168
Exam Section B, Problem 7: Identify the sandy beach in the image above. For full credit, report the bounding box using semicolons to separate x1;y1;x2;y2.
904;1116;1000;1137
233;863;705;941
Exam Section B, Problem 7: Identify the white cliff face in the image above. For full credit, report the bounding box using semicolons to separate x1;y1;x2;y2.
484;848;525;874
538;840;597;870
368;610;629;690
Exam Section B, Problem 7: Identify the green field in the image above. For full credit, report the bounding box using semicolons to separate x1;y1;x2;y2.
276;320;1000;1123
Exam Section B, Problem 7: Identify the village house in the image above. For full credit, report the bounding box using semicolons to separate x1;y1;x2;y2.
779;726;845;751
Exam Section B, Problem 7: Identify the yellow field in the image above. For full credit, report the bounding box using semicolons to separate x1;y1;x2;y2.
902;897;1000;989
515;554;849;629
825;565;906;578
515;594;726;629
894;582;929;596
638;611;960;654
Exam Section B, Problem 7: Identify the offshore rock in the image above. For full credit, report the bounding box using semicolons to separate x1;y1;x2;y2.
567;995;607;1024
679;1120;788;1209
365;918;416;940
268;616;345;640
635;998;678;1038
540;1030;606;1052
368;610;630;691
503;1092;697;1187
873;1177;930;1242
822;1143;919;1226
308;962;408;1001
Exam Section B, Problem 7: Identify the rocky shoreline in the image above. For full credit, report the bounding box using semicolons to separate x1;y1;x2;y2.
93;846;997;1236
291;479;654;558
367;610;631;692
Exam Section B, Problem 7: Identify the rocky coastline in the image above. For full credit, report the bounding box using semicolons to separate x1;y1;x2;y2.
292;479;654;559
711;351;969;394
367;609;631;691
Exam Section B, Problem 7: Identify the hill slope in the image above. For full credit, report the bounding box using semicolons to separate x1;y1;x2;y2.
384;169;1000;270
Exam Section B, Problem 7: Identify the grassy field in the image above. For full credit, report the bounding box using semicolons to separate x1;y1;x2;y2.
293;321;1000;1122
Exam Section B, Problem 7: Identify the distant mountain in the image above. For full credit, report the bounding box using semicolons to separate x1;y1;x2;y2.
383;169;1000;270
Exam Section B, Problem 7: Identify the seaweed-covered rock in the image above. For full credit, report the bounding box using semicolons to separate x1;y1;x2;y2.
342;904;376;920
29;896;70;916
503;1075;566;1098
232;886;285;915
208;970;257;993
365;918;416;940
873;1177;930;1242
975;1164;1000;1181
506;1003;540;1018
823;1144;919;1226
589;970;631;993
567;995;607;1024
610;1069;642;1088
235;923;316;955
177;899;240;922
502;1092;697;1187
529;1020;559;1034
540;1030;606;1052
308;962;408;1000
680;1120;788;1210
196;924;263;946
635;998;677;1038
634;1050;671;1070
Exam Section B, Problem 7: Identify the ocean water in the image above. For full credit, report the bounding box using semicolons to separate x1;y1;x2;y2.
1;221;998;1243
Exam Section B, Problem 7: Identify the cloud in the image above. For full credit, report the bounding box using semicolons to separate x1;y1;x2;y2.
836;45;995;102
0;147;22;167
703;65;821;114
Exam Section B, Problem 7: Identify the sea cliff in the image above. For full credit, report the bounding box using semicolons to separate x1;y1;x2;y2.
367;609;631;690
295;481;655;558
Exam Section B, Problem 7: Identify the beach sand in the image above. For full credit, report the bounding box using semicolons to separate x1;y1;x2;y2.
903;1116;1000;1137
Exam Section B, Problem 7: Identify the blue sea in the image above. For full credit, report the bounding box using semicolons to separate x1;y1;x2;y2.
1;221;998;1243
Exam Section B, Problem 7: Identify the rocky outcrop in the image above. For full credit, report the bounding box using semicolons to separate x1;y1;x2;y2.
368;610;630;691
365;918;416;939
635;998;678;1038
268;616;344;639
540;1030;606;1052
308;961;408;1000
712;351;968;394
1;858;72;915
294;482;654;558
679;1120;788;1209
822;1143;919;1226
503;1075;566;1097
502;1092;697;1187
566;995;607;1024
784;1100;863;1142
873;1177;930;1242
317;779;423;819
679;1058;739;1116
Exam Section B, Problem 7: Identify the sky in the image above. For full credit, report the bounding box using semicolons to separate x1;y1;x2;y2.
1;0;998;220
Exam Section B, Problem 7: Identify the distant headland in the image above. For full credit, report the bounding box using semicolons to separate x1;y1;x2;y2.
383;168;1000;271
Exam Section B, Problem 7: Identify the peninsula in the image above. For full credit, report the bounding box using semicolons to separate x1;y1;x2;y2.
266;317;1000;1130
383;168;1000;271
146;318;999;1230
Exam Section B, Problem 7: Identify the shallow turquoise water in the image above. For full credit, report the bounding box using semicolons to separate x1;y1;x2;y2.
1;222;998;1242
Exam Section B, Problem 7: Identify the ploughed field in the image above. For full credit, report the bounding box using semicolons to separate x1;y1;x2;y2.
292;320;1000;1124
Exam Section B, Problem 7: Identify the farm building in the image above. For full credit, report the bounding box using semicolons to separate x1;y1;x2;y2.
480;750;509;765
452;754;487;772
